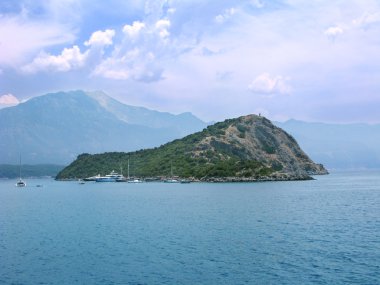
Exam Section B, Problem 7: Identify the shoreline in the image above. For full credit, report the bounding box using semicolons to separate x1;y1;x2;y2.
55;173;326;183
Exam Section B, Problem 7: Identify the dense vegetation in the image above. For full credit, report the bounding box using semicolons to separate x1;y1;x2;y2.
56;118;274;180
0;164;65;178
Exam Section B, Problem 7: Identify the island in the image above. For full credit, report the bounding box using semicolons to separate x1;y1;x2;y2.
56;114;328;182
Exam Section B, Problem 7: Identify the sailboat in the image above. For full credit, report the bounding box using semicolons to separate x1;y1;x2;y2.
15;156;26;187
126;159;142;183
164;161;179;183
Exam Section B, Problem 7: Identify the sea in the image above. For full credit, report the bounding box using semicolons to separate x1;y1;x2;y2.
0;171;379;285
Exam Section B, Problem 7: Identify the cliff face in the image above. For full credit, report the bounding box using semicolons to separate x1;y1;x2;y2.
193;115;328;176
56;114;328;181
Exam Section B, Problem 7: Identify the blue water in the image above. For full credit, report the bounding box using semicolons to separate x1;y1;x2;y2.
0;171;379;284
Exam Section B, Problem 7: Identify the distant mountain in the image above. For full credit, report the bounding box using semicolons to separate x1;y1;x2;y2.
0;90;207;165
56;115;327;181
276;120;380;170
88;91;206;137
0;164;65;178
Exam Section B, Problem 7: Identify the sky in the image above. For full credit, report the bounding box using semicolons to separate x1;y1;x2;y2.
0;0;380;123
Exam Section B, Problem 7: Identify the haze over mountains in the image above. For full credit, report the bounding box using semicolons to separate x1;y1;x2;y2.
276;120;380;170
0;90;207;164
0;90;379;170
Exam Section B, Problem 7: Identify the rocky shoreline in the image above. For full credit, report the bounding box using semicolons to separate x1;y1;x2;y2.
56;171;328;183
199;172;323;182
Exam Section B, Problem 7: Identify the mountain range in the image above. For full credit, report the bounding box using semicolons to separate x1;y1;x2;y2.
1;90;379;170
0;90;207;164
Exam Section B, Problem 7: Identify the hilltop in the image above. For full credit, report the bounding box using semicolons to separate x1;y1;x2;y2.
56;115;327;181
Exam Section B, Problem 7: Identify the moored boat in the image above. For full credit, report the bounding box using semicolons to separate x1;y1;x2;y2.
95;170;125;182
164;162;179;183
16;178;26;187
164;178;179;183
83;174;101;181
127;178;143;183
15;156;26;187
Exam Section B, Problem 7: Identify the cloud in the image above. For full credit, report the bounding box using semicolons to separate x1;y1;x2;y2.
0;15;75;66
353;12;380;28
216;71;233;81
0;93;20;106
123;21;146;39
248;73;291;95
22;45;88;73
200;47;219;56
22;28;115;74
324;26;344;38
84;29;115;46
93;17;175;82
215;8;237;24
155;19;171;38
251;0;264;8
93;49;163;82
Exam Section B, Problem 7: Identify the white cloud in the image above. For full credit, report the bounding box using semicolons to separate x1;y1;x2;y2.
215;8;237;24
93;64;130;80
0;15;75;66
353;12;380;28
93;17;176;82
0;94;20;106
123;21;146;39
84;29;115;46
251;0;264;8
248;73;292;95
22;45;88;73
324;26;344;38
167;8;176;14
155;19;171;38
93;49;163;82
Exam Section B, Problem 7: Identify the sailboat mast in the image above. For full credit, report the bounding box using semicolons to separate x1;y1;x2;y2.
127;159;130;179
19;155;22;179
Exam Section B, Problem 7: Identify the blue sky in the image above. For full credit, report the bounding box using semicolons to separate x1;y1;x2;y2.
0;0;380;123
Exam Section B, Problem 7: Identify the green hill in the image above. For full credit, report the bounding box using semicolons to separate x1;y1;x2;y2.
56;115;327;181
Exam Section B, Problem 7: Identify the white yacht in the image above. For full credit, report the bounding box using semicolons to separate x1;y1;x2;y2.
95;170;125;182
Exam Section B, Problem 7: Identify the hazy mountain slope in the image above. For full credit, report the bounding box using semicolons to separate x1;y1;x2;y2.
0;164;65;178
57;115;327;181
0;90;201;164
88;91;207;136
276;120;380;169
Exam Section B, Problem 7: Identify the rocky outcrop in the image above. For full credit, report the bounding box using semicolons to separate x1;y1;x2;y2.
194;115;328;176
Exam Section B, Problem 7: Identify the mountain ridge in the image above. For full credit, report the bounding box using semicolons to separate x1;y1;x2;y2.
0;90;207;164
87;91;206;136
